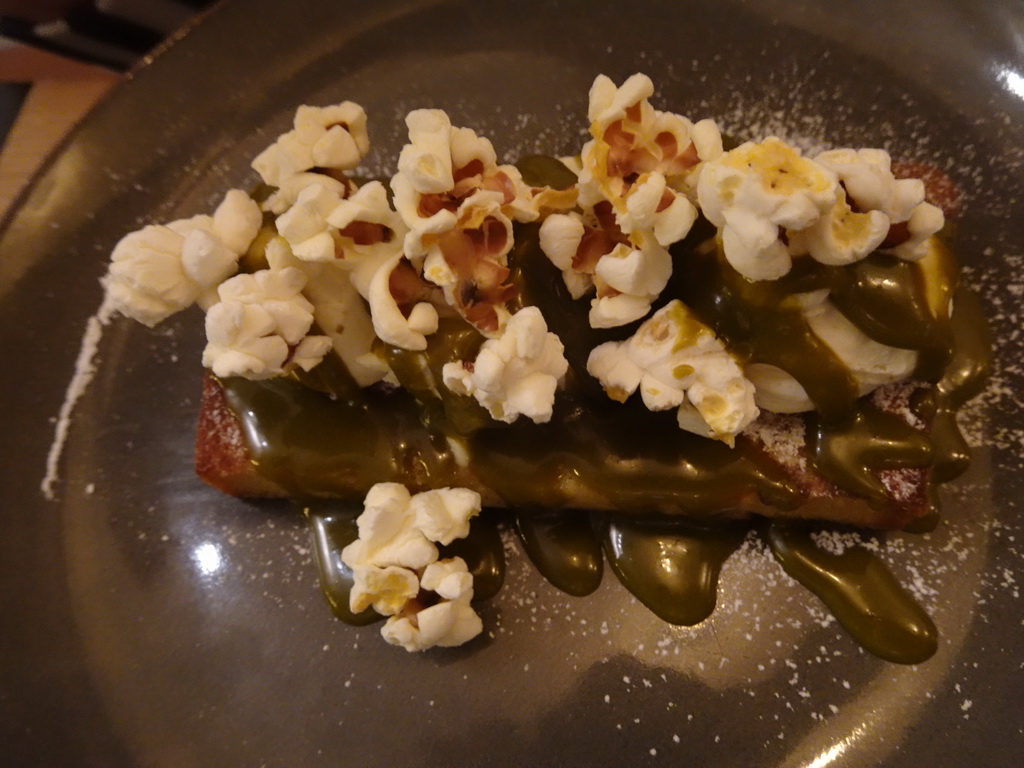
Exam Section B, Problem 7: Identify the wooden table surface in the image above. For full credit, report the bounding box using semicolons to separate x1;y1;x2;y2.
0;44;120;222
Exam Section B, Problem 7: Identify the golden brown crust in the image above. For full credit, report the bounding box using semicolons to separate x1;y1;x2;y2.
195;375;290;498
195;374;930;530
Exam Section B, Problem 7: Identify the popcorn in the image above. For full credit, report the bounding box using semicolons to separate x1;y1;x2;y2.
697;137;841;280
538;212;593;299
350;565;420;616
442;307;569;424
538;206;672;328
380;557;483;652
201;266;332;379
262;172;354;216
814;148;944;261
409;487;481;545
581;73;722;218
697;138;946;281
326;181;408;263
360;251;440;351
540;74;721;328
342;483;440;571
251;102;369;188
104;190;261;326
275;182;346;262
391;109;535;333
587;300;758;445
341;483;484;652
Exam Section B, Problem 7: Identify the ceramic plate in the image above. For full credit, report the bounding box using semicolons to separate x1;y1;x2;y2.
2;0;1022;765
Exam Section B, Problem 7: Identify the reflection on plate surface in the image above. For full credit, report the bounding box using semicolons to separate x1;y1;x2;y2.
1;0;1021;766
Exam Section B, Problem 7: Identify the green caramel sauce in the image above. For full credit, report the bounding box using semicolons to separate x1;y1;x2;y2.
223;160;989;663
767;524;938;664
515;510;604;596
604;517;747;626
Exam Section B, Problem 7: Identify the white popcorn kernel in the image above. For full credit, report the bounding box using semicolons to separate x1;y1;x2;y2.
580;73;717;248
409;488;482;546
363;252;438;351
326;180;408;263
212;189;263;255
275;183;344;262
420;557;475;601
105;225;196;326
342;483;438;571
201;267;330;380
290;335;334;372
888;202;944;261
589;292;654;329
587;300;758;445
262;172;352;215
350;565;420;615
381;598;483;652
812;147;945;262
815;148;921;222
253;101;369;187
397;109;455;194
690;118;724;163
104;191;260;327
392;109;536;318
539;213;584;271
180;229;237;296
442;307;568;424
251;132;312;188
697;137;839;280
593;240;671;299
790;198;890;267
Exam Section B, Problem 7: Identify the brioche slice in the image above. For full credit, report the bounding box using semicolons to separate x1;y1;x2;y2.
195;373;932;530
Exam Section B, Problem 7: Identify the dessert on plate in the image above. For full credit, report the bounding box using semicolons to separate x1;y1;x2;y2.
102;73;989;660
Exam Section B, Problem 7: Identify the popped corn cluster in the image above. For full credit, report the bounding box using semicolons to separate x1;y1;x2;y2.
587;300;758;445
340;483;483;652
540;73;723;328
104;189;262;327
696;137;944;282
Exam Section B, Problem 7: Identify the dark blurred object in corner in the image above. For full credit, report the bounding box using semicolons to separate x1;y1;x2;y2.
0;0;218;70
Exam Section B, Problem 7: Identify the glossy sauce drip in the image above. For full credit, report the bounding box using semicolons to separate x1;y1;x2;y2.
515;510;603;596
912;287;992;482
603;517;747;626
767;524;938;664
809;404;934;504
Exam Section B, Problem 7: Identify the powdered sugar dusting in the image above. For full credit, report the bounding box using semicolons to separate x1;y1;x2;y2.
41;294;116;501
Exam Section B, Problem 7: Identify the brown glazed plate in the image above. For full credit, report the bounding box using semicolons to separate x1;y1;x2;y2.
1;0;1022;765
